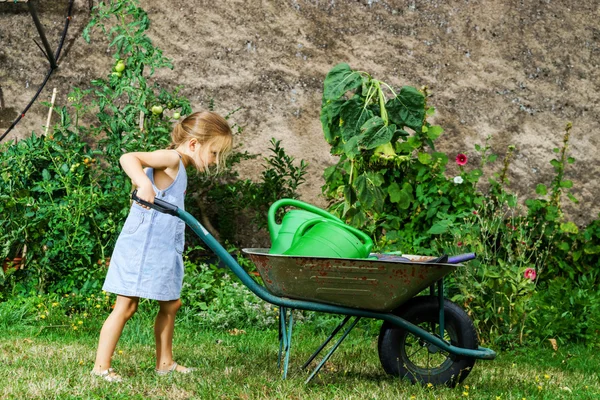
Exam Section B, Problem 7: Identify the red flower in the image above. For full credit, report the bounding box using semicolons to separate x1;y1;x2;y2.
456;154;468;166
457;241;463;247
524;268;537;281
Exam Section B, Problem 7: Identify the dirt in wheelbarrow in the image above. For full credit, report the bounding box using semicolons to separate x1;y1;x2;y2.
1;0;599;233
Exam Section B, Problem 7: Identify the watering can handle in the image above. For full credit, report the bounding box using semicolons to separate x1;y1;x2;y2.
291;219;374;254
267;198;343;237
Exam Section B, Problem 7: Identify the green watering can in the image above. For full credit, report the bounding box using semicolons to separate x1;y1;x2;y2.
283;219;373;259
268;199;343;254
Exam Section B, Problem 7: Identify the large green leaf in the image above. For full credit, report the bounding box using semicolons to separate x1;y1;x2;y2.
386;86;425;131
359;117;395;150
320;100;343;144
427;220;452;235
323;63;363;101
343;135;362;159
340;96;373;141
354;173;385;212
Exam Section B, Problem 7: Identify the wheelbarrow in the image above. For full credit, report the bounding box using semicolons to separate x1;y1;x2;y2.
132;191;496;387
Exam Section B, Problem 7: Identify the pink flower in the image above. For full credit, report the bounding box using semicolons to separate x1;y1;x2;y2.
456;154;468;166
524;268;537;281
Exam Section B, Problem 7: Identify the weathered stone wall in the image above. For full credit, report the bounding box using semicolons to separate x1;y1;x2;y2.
1;0;598;225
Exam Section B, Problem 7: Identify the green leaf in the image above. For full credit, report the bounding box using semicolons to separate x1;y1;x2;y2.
42;169;50;181
386;86;425;131
567;157;575;164
536;184;547;196
343;136;361;159
340;96;373;141
567;193;579;204
323;63;363;101
418;152;432;164
355;174;374;208
366;172;385;187
428;220;451;235
559;222;579;234
426;125;443;140
583;244;600;255
487;154;498;163
388;182;401;203
560;180;573;188
360;119;395;150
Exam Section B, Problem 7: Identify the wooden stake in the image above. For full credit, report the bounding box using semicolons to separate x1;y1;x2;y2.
139;110;144;132
44;88;57;136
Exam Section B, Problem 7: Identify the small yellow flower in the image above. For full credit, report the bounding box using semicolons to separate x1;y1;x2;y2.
65;294;69;298
463;392;469;397
83;313;88;318
52;302;59;307
496;397;501;400
78;320;83;325
37;304;42;308
535;376;540;382
118;350;123;355
73;326;78;330
544;374;550;379
427;383;433;388
79;360;84;365
96;304;101;308
409;396;416;400
538;385;542;391
40;314;46;319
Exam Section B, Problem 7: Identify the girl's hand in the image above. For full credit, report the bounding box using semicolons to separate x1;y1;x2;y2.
135;184;155;209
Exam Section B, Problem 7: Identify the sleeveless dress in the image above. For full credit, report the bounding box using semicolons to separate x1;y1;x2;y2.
103;155;187;301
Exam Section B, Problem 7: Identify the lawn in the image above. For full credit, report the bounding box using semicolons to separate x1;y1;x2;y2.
1;314;598;399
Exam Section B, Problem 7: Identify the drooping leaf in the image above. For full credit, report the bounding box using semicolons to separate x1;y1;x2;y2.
323;63;363;101
386;86;425;131
340;96;373;141
360;118;395;150
343;135;362;159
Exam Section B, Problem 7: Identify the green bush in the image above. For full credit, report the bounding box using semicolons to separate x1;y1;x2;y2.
0;0;307;297
319;64;599;346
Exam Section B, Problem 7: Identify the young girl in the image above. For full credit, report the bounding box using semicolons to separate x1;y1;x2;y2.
91;111;233;382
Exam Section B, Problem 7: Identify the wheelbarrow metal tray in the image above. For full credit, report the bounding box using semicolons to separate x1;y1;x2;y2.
243;249;459;312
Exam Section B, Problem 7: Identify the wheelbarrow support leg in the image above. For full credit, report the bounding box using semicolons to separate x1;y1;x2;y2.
301;315;352;370
305;316;361;384
438;279;445;338
277;307;294;379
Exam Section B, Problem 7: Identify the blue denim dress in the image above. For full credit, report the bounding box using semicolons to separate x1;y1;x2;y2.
103;157;187;301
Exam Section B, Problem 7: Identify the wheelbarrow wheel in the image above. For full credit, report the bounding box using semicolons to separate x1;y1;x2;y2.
377;296;478;387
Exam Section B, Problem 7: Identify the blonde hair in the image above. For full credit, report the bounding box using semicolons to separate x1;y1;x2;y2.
169;111;233;171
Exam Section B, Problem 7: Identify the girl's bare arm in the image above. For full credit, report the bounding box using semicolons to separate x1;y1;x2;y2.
120;150;180;204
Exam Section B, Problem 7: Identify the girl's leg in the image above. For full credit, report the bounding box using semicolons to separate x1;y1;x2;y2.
92;295;139;375
155;298;189;372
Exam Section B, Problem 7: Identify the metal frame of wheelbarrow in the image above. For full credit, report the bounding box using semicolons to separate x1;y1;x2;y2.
132;192;496;383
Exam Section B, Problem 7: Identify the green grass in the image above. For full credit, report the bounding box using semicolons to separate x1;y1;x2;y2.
1;315;599;399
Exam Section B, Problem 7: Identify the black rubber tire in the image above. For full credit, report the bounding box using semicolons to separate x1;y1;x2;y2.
377;296;478;387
